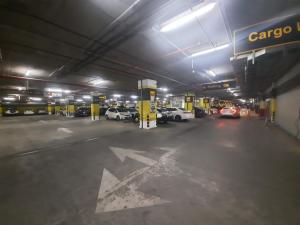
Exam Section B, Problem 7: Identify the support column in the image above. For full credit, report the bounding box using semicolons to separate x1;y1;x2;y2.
138;79;157;129
270;88;277;123
48;103;54;115
91;96;100;121
0;103;3;117
66;99;75;117
184;91;195;112
55;101;61;115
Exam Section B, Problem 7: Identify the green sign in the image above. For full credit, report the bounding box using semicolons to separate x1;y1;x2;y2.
234;15;300;55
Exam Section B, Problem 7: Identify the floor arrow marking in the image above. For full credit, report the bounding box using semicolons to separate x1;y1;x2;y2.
110;147;157;166
97;169;120;200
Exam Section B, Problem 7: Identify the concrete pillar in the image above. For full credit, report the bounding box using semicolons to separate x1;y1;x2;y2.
184;92;195;112
0;103;3;117
66;99;75;117
138;79;157;129
91;96;100;121
54;101;61;115
48;103;54;115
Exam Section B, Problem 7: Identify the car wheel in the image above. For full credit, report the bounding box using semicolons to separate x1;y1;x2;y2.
175;115;181;121
116;116;120;121
105;115;109;120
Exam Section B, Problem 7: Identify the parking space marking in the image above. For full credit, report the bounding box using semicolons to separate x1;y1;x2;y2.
86;137;98;142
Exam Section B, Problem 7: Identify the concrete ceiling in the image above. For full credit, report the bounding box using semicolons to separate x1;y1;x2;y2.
0;0;299;99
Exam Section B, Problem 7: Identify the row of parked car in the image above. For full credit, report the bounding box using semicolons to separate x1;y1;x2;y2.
3;108;47;116
73;106;196;123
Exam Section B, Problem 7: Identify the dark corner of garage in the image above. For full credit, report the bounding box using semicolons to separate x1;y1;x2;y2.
0;0;299;225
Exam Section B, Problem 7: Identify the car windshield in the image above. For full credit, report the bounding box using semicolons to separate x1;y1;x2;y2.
128;108;137;112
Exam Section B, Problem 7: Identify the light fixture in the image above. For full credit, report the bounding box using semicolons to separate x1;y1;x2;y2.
166;94;173;97
191;44;229;57
130;95;138;99
25;70;31;76
76;99;83;102
3;97;16;101
239;99;246;103
126;100;130;103
206;70;216;77
160;2;217;32
233;93;239;97
83;95;91;99
158;87;168;92
59;98;66;102
29;97;42;101
90;79;104;86
17;87;25;91
113;94;121;98
46;88;71;93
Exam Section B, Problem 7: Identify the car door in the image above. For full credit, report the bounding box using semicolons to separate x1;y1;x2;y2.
108;108;116;119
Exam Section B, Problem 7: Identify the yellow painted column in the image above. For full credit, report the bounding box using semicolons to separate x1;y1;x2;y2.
0;103;3;116
138;79;157;129
184;92;195;112
54;101;61;115
66;99;75;117
270;98;276;123
91;96;100;120
48;103;54;115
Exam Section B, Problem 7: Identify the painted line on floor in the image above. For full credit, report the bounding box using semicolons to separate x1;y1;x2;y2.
86;137;98;142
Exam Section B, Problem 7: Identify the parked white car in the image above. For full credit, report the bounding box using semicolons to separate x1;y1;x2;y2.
166;108;194;121
105;108;131;120
24;110;35;115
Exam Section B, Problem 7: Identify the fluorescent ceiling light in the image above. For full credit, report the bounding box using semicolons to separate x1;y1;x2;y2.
206;70;216;77
25;70;31;76
113;94;121;98
158;87;168;92
90;79;104;86
83;95;91;99
126;100;130;103
191;44;229;57
59;98;66;102
130;95;138;99
46;88;71;93
76;99;83;102
160;2;216;32
239;99;246;103
3;97;16;101
29;97;42;101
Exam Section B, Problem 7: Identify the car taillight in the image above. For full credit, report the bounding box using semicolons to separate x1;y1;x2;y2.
230;109;236;114
220;109;224;114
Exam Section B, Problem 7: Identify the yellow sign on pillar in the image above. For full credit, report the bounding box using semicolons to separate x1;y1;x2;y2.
66;99;75;117
138;79;157;129
184;92;195;112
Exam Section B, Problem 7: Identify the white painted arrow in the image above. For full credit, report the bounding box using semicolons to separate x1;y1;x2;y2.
95;168;169;213
110;147;157;166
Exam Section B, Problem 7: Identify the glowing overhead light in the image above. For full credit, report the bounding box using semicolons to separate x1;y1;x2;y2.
90;79;104;86
166;94;173;97
3;97;16;101
206;70;216;77
158;87;168;92
126;100;130;103
113;94;121;98
46;88;71;93
191;44;230;57
25;70;31;76
239;99;246;103
233;93;239;97
130;95;138;99
76;99;83;102
83;95;91;99
59;98;66;102
160;2;216;32
29;97;42;101
17;86;25;91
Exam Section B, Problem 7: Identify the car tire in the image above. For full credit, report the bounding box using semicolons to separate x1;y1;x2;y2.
116;116;120;121
175;115;181;121
105;115;109;120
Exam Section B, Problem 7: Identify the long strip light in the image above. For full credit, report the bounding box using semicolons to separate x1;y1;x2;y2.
191;44;229;57
160;2;216;32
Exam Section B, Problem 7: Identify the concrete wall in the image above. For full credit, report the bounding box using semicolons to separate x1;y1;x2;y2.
276;85;300;140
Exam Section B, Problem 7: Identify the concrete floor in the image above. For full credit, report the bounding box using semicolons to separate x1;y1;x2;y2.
0;116;300;225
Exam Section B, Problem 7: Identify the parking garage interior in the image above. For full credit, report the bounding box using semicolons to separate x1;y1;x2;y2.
0;1;300;225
